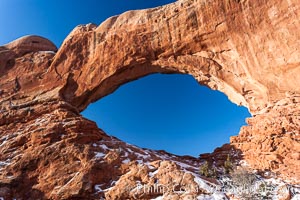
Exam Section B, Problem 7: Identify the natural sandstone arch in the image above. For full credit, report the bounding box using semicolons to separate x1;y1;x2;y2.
40;0;298;116
0;0;299;198
1;0;299;115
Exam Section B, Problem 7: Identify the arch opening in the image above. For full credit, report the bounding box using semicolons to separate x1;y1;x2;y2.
82;73;250;157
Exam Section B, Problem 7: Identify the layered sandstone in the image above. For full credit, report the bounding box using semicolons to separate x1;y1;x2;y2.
0;0;299;199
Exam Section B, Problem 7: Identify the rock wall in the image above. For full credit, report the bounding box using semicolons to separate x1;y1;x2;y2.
0;0;299;199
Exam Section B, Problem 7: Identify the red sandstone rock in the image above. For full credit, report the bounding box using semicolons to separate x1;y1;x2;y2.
0;0;299;199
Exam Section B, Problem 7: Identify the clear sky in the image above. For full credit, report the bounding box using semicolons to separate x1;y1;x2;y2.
0;0;251;157
0;0;176;46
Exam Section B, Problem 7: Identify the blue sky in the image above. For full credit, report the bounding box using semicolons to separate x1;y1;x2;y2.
0;0;251;156
0;0;176;46
83;74;250;156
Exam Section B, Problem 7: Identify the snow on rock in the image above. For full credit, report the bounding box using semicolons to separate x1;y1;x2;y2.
126;148;133;153
212;193;228;200
197;193;228;200
122;158;131;164
95;152;106;158
0;160;11;167
0;135;8;147
175;160;198;171
38;50;56;54
292;194;300;200
158;153;171;160
194;175;216;193
123;150;129;157
148;164;156;170
99;144;109;150
136;160;143;165
151;196;163;200
94;184;104;193
149;169;159;177
134;152;150;159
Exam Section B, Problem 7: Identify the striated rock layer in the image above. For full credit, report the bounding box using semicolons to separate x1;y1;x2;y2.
0;0;299;199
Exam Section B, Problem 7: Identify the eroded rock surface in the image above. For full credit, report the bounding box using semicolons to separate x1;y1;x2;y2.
0;0;299;199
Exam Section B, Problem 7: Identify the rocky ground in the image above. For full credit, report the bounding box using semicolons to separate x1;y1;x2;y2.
0;103;299;199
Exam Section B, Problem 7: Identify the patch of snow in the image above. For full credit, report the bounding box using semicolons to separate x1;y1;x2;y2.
174;161;198;171
122;158;131;164
212;193;228;200
292;186;300;194
127;143;139;149
194;176;215;193
0;160;11;167
263;171;272;177
239;160;249;167
99;144;109;150
64;172;79;186
127;148;133;153
0;135;8;144
123;151;129;157
95;152;106;158
197;194;227;200
151;196;163;200
197;193;227;200
145;149;152;154
6;175;14;179
197;195;213;200
94;184;103;193
92;143;97;147
149;170;159;177
148;165;156;170
136;160;143;164
292;194;300;200
38;50;56;54
263;177;286;186
110;180;117;187
54;172;80;194
158;154;170;160
62;120;77;127
34;117;48;125
143;162;155;170
135;152;149;159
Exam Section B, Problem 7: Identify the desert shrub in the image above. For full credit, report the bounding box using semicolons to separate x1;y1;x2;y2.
219;166;278;199
199;161;217;178
224;154;234;174
230;167;259;200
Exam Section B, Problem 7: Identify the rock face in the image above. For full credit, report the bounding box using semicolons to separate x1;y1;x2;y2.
0;0;299;199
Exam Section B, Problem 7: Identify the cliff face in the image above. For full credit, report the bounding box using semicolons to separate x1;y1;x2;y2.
0;0;299;199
